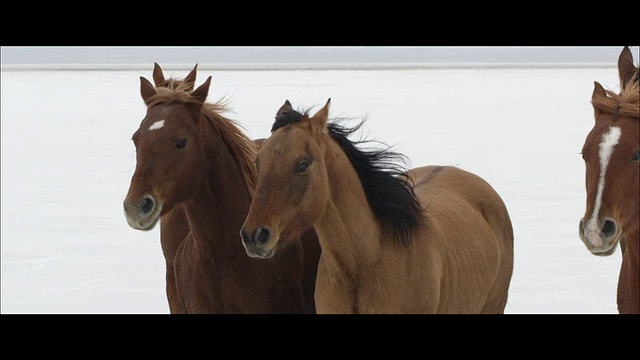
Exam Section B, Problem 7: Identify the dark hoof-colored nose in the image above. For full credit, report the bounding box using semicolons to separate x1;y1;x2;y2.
254;226;271;245
601;219;616;239
241;226;272;248
140;196;155;215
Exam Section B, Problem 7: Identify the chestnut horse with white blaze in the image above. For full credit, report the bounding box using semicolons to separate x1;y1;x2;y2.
579;46;639;314
241;99;514;313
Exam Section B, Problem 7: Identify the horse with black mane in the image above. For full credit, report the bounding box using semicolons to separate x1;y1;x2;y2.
241;99;514;313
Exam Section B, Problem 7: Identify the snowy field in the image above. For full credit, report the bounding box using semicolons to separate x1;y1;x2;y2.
0;64;626;314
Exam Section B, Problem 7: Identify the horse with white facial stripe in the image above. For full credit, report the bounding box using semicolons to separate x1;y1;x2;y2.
579;46;639;314
123;75;320;313
148;63;199;313
146;63;278;313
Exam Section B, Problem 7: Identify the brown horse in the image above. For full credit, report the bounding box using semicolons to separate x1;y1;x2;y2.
579;46;639;314
149;62;198;313
123;76;320;313
148;63;282;312
240;99;514;313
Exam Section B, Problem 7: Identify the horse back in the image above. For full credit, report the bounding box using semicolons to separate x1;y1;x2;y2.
411;165;513;243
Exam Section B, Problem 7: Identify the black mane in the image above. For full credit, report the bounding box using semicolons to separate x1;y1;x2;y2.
328;120;424;246
271;106;424;246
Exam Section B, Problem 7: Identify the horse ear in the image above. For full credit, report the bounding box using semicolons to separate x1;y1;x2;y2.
183;63;198;92
152;62;166;87
276;100;293;116
191;76;212;104
140;76;158;104
592;81;606;99
309;98;331;130
592;81;606;119
617;46;638;89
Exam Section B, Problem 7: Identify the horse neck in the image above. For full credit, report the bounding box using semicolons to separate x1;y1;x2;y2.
183;117;253;263
314;140;383;273
619;226;639;314
618;117;639;267
621;206;639;241
160;204;190;263
621;225;639;266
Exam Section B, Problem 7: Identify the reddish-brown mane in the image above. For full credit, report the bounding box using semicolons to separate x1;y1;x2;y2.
592;79;640;120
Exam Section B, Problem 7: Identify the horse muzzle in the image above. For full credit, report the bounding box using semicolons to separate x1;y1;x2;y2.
240;225;277;259
579;217;619;256
123;195;162;231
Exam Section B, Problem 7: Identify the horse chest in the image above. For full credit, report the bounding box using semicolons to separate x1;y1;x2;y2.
357;258;440;313
174;253;225;313
316;252;434;313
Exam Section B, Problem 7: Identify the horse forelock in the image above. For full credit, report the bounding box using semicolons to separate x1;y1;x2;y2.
146;87;200;109
593;80;640;121
271;108;309;132
156;78;190;91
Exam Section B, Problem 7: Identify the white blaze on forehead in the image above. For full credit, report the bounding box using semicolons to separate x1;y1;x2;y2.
149;120;165;131
585;126;622;235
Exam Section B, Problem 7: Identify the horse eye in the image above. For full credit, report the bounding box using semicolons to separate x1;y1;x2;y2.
632;151;640;162
295;159;312;174
176;139;188;149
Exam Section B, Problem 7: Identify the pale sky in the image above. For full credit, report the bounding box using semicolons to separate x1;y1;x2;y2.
1;46;634;66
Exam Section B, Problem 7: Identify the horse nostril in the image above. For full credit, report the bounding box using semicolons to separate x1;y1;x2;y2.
140;197;155;215
579;219;585;239
601;220;616;238
254;226;271;245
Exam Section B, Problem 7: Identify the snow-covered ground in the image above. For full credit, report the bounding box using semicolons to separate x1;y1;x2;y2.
1;63;626;314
